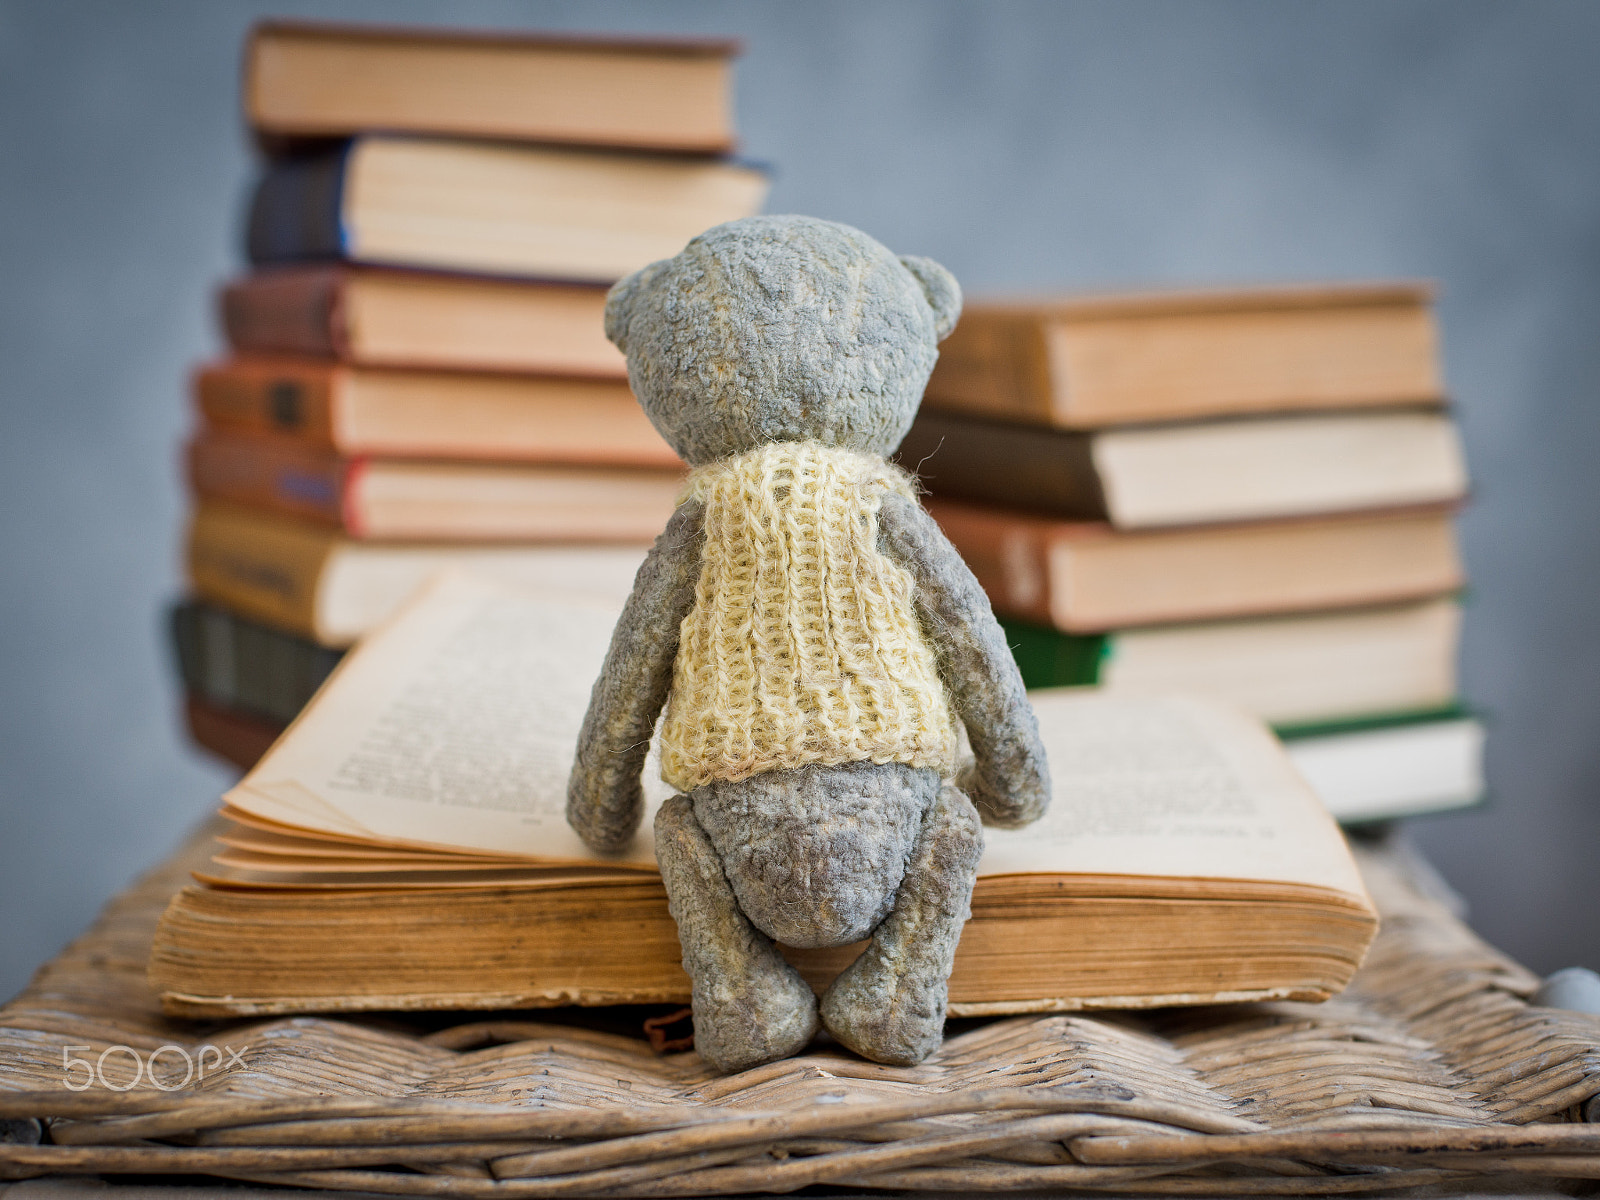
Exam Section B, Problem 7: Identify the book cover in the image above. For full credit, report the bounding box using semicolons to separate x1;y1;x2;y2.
247;21;741;153
924;284;1444;428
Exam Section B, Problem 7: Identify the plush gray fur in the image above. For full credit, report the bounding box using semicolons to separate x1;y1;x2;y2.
567;500;703;854
878;493;1051;827
821;781;984;1066
603;215;960;467
654;795;820;1073
692;761;941;949
568;215;1050;1072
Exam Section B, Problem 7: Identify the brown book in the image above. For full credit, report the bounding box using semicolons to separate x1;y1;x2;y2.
186;430;682;542
247;21;740;154
195;358;675;465
928;499;1463;632
150;574;1377;1018
185;502;648;645
220;268;626;376
925;284;1443;428
182;694;283;774
899;407;1468;529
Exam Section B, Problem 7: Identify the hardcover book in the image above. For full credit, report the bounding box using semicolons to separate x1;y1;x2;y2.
999;598;1460;726
246;136;769;282
924;284;1443;428
929;498;1464;633
186;430;683;542
219;268;626;376
899;408;1468;529
194;358;673;464
151;573;1378;1017
247;21;741;154
185;501;647;645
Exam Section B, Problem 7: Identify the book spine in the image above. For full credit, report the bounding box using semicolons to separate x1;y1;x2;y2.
169;601;208;700
922;314;1056;424
170;601;344;725
246;145;349;266
185;504;339;641
220;270;346;358
996;618;1108;690
924;500;1059;627
194;362;340;447
897;412;1108;517
183;694;285;773
187;434;353;530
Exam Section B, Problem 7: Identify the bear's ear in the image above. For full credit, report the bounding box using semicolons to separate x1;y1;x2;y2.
604;264;651;353
899;255;962;341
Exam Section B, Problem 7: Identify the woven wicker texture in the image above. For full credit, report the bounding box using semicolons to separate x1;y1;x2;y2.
2;822;1598;1195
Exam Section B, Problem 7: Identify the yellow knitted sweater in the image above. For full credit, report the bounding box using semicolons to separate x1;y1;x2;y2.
659;440;959;792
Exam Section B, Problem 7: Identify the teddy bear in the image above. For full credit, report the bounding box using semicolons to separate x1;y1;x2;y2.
567;215;1050;1072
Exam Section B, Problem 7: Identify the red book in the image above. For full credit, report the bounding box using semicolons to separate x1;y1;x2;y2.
186;430;682;542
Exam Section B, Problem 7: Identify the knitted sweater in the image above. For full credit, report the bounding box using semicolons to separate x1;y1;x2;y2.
659;441;959;792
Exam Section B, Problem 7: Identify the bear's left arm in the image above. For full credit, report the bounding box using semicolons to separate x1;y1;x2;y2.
567;500;704;854
878;492;1051;827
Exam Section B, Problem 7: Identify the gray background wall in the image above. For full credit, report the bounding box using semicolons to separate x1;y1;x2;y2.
2;0;1597;1003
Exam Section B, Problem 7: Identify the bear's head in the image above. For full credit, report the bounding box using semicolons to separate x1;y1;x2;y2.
603;215;961;466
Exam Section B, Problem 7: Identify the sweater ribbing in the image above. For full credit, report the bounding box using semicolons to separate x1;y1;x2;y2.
659;441;958;791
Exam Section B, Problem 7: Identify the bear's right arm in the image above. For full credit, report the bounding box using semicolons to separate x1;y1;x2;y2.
567;500;704;854
878;493;1051;828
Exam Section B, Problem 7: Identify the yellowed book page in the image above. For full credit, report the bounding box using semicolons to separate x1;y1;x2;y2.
981;691;1369;903
347;138;769;280
224;571;666;866
194;865;645;891
216;826;519;863
1090;410;1467;529
211;848;642;878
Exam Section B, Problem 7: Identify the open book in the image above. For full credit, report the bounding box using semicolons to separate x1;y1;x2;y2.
151;573;1377;1017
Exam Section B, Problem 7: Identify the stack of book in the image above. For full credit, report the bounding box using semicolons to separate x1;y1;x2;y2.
897;284;1483;825
172;21;769;767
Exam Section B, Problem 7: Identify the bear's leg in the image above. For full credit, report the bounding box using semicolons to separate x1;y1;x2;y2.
819;782;983;1066
654;794;820;1072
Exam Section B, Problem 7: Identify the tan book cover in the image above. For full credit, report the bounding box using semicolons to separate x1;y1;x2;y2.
925;283;1443;428
248;21;741;153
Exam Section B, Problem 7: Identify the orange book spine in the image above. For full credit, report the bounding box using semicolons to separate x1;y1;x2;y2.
194;359;341;447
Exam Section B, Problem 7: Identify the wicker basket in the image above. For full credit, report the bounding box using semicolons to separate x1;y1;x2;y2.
1;822;1597;1196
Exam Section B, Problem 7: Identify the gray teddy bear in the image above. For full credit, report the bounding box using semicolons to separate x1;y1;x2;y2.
567;215;1050;1072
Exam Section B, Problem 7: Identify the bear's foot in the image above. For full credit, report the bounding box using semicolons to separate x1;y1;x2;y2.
819;781;983;1066
820;942;947;1067
691;959;819;1074
654;794;819;1073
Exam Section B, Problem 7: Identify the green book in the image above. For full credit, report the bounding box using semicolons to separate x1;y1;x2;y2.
997;597;1463;735
997;606;1481;824
170;600;344;726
